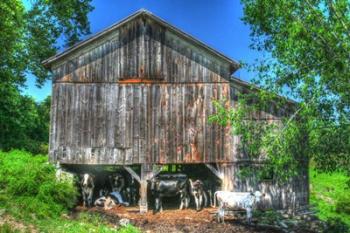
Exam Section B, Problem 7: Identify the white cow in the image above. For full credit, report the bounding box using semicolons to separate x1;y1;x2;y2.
214;191;263;224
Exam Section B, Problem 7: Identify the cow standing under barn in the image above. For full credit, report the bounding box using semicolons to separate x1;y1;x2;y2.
150;174;190;213
80;173;95;207
189;179;208;211
214;191;264;224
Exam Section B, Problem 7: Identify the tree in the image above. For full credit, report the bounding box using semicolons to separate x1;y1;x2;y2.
211;0;349;181
0;0;93;153
236;0;350;174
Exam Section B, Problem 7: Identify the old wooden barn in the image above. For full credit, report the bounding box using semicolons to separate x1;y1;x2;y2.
43;10;308;212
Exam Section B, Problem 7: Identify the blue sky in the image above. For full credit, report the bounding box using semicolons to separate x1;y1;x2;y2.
23;0;260;101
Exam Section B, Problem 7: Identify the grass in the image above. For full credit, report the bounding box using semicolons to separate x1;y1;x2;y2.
310;168;350;228
0;150;140;233
36;212;140;233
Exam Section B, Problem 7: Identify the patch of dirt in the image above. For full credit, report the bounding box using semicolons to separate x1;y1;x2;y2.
0;214;37;233
75;206;283;233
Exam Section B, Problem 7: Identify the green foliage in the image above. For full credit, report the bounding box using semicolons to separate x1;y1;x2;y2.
0;95;51;155
0;223;22;233
0;151;140;233
209;95;305;183
240;0;350;175
0;150;78;220
0;0;93;154
26;0;94;85
310;168;350;227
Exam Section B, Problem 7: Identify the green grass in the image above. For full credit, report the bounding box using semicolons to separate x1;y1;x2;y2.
0;150;140;233
36;212;140;233
310;168;350;227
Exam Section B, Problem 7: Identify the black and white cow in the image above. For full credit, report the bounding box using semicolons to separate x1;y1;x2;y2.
80;173;95;208
150;173;190;213
125;177;138;206
94;188;109;207
108;173;129;206
189;179;208;211
109;173;126;193
203;179;221;207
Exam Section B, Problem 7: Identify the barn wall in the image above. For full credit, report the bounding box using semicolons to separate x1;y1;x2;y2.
51;17;231;83
231;161;309;210
50;83;232;164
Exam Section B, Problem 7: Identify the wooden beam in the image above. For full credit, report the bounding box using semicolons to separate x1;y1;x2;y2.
217;163;235;191
205;163;224;180
123;166;141;184
139;164;153;213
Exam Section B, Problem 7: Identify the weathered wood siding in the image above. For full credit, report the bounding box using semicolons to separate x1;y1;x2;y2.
49;16;234;164
231;161;309;210
50;83;231;164
52;17;231;83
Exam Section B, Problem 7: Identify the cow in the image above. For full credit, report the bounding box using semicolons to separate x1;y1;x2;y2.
189;179;208;211
214;191;264;224
80;173;95;208
125;177;138;206
150;173;190;213
94;188;109;207
203;179;221;207
109;173;125;193
108;173;130;206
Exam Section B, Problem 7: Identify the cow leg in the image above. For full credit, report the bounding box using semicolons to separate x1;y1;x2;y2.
159;197;163;212
155;197;160;212
217;203;225;223
200;195;204;210
179;198;184;210
185;196;190;209
246;207;252;224
88;191;93;208
203;191;208;207
198;196;203;211
82;192;87;207
181;191;190;210
208;190;213;207
179;192;186;210
82;197;86;208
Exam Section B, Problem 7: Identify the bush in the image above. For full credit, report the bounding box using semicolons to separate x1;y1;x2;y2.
324;217;350;233
336;197;350;215
0;150;78;220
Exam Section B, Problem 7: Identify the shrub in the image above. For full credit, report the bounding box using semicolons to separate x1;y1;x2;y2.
0;150;78;220
324;217;350;233
336;197;350;215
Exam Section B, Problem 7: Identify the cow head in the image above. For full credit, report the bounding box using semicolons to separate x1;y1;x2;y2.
253;191;264;202
81;173;94;189
109;173;125;190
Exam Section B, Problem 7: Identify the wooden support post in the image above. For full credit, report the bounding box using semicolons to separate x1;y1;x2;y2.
139;164;153;213
217;163;235;191
205;163;224;180
123;166;141;184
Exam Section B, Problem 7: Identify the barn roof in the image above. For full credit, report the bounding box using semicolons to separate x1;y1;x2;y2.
42;9;240;73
